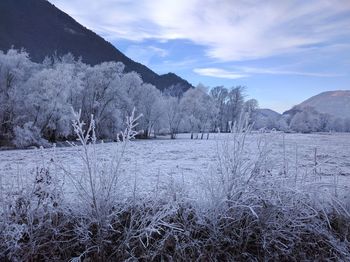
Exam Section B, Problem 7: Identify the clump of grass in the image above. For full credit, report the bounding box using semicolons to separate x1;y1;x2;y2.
1;190;349;261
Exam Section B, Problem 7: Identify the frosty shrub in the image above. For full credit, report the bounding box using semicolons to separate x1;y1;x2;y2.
53;109;142;259
66;108;140;210
199;115;350;260
0;164;73;261
13;122;49;148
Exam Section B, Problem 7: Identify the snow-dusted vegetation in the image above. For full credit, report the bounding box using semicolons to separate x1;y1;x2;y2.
2;48;349;149
1;111;350;260
2;0;350;258
1;49;350;261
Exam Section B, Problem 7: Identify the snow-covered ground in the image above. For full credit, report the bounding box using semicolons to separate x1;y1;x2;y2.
1;132;350;202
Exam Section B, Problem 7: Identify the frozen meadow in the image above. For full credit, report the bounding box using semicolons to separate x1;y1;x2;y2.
2;126;350;260
1;132;350;202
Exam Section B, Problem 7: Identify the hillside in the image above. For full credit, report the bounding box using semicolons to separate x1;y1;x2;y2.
297;90;350;118
256;108;281;119
253;108;282;129
0;0;192;92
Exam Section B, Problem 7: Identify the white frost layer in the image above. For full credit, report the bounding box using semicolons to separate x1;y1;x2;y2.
0;133;349;203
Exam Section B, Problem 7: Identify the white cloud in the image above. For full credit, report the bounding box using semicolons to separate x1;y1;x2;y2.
236;66;344;77
124;45;168;65
194;66;343;79
194;68;248;79
148;46;168;57
49;0;350;62
151;59;199;74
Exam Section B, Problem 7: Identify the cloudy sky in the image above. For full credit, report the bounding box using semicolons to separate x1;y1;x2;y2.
49;0;350;112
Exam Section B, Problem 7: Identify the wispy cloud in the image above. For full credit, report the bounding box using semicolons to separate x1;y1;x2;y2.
49;0;350;61
148;46;168;57
124;45;168;65
194;66;344;79
237;66;344;77
194;68;248;79
151;59;199;73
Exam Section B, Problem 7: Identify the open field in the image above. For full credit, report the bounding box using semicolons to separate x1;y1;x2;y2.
1;132;350;202
1;132;350;260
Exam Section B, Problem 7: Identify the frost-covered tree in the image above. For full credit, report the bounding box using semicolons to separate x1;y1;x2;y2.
225;86;245;131
80;61;125;139
289;107;322;133
164;96;182;139
209;86;245;132
119;71;144;117
244;99;258;125
331;117;345;132
137;84;164;138
16;62;77;141
0;49;34;141
181;85;217;139
277;116;289;132
210;86;228;131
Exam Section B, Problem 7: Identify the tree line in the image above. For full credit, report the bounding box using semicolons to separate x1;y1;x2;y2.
0;48;257;147
0;48;349;147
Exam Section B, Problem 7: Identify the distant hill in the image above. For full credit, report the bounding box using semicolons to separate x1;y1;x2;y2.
253;108;281;129
0;0;193;92
292;90;350;118
256;109;281;119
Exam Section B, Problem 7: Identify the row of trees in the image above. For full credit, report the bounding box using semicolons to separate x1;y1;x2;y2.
288;107;350;133
0;48;257;147
1;48;348;147
258;106;350;133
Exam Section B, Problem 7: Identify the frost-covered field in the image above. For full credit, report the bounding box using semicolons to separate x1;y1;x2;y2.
1;132;350;202
2;132;350;261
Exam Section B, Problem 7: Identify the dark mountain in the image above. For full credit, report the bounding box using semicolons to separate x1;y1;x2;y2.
0;0;193;92
283;90;350;118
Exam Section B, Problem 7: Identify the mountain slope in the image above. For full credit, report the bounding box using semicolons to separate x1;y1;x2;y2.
296;90;350;118
256;108;281;119
253;108;282;129
0;0;193;92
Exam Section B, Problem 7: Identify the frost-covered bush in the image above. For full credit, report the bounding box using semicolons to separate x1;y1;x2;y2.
1;193;349;261
13;122;49;148
0;166;73;261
